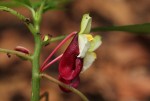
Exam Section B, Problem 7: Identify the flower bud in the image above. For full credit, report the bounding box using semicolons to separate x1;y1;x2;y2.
14;46;30;54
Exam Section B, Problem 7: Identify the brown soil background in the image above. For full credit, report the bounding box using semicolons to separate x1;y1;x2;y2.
0;0;150;101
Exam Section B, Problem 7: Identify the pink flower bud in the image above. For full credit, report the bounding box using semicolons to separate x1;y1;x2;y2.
14;46;30;54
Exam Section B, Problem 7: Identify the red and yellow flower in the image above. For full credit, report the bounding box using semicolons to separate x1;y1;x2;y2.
41;14;102;92
58;14;101;92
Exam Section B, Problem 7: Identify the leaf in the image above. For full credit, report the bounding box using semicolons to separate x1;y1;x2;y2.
0;1;21;7
92;23;150;34
13;0;32;7
43;0;72;12
43;1;58;12
31;1;42;10
30;0;59;11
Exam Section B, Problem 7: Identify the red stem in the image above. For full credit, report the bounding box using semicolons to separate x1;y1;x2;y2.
41;54;63;71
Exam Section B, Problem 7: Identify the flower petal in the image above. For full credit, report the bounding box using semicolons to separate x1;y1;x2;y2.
59;58;83;80
59;34;83;80
88;35;102;52
79;14;92;34
77;34;91;58
82;52;97;72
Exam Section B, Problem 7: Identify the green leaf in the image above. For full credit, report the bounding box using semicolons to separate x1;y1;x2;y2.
43;0;71;12
43;1;58;12
92;23;150;34
13;0;32;7
29;0;58;11
0;1;21;7
31;1;42;10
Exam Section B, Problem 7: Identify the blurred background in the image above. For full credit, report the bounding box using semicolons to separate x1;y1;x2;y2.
0;0;150;101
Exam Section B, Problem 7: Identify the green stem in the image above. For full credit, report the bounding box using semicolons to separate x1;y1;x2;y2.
0;5;42;101
32;0;46;31
0;48;31;60
0;6;36;35
50;35;66;42
0;6;25;21
31;36;42;101
91;23;150;34
41;73;89;101
42;35;67;46
31;1;46;101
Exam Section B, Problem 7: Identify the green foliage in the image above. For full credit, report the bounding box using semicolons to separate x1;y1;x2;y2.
43;0;59;12
0;0;71;13
92;23;150;35
0;1;20;7
43;0;71;12
0;0;32;9
13;0;32;7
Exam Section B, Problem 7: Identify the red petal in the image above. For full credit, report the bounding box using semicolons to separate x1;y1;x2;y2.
60;58;83;80
58;34;83;80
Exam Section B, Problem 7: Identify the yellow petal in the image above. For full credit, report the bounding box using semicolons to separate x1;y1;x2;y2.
85;34;94;41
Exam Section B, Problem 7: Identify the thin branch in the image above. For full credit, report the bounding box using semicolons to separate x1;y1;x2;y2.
0;6;27;22
41;73;89;101
50;35;67;42
40;92;49;101
42;35;67;46
0;6;36;35
91;23;150;34
0;48;32;61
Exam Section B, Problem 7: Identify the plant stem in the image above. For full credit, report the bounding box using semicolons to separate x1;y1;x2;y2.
0;6;36;35
0;48;31;60
50;35;67;42
41;73;89;101
31;36;42;101
31;1;46;101
42;35;67;46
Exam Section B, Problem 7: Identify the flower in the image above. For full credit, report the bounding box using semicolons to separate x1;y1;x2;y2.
58;14;102;92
